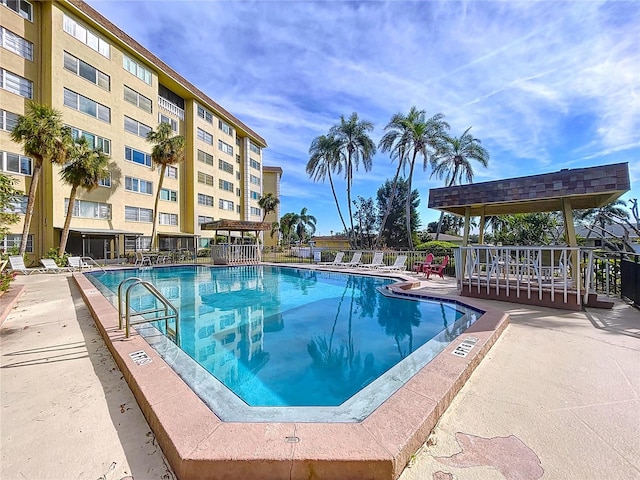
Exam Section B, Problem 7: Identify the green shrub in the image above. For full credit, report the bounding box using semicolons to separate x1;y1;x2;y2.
0;269;17;292
46;248;70;267
415;240;457;257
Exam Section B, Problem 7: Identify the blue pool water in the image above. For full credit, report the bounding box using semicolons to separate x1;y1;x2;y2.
87;265;479;408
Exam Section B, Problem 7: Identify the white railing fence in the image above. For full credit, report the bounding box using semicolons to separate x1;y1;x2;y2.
211;245;262;265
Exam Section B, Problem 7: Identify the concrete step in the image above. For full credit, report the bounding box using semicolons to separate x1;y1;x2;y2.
585;292;615;309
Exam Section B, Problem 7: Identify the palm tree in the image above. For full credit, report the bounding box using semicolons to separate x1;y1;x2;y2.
10;102;71;254
58;137;111;256
431;127;489;240
258;192;280;222
294;207;317;244
329;113;376;247
393;108;449;249
146;122;185;249
276;212;298;246
306;134;349;236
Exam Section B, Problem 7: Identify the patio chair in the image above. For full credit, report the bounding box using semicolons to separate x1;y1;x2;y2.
8;256;44;275
40;258;74;273
316;251;345;266
412;253;434;274
357;251;385;269
336;251;363;268
424;255;449;279
134;251;152;266
378;255;407;271
67;256;90;270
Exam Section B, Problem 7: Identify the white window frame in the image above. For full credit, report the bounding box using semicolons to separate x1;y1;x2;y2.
197;128;213;145
198;215;214;225
1;68;32;98
125;176;153;195
219;179;234;192
0;234;33;253
124;116;151;138
249;142;261;155
218;140;233;155
64;198;112;219
125;205;153;223
165;166;178;179
124;85;152;113
2;0;33;22
219;199;234;211
250;158;261;170
63;14;109;57
218;159;233;174
197;104;213;123
198;193;214;207
63;51;110;90
1;151;32;176
159;113;177;131
197;149;214;166
123;54;152;84
0;109;19;132
69;126;111;154
158;212;178;226
197;171;214;187
160;188;177;202
125;146;152;168
63;88;110;122
1;27;33;60
218;119;233;136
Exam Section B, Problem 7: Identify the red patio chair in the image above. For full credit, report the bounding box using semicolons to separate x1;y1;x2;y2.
424;255;449;279
412;252;434;274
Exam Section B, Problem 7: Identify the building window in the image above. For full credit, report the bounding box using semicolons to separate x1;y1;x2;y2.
197;171;214;187
64;199;111;219
218;140;233;155
125;206;153;222
235;188;240;197
218;159;233;174
1;27;33;60
218;119;233;136
197;150;214;166
250;158;261;170
124;116;151;138
236;172;241;180
250;190;260;200
63;14;109;57
69;126;111;154
219;199;234;211
250;207;261;217
197;105;213;123
198;215;214;225
125;176;153;195
198;193;214;206
125;236;151;251
250;174;261;186
98;174;111;188
160;188;177;202
197;128;213;145
63;51;109;90
1;151;32;175
219;179;234;192
0;110;18;132
1;69;32;98
63;88;110;122
125;147;152;167
159;113;177;131
249;142;261;155
4;195;28;214
0;234;33;253
159;213;178;226
165;166;178;179
124;85;152;113
123;54;152;84
236;154;241;164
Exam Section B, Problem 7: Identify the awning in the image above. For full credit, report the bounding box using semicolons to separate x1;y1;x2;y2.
65;228;143;236
158;232;201;238
200;220;271;231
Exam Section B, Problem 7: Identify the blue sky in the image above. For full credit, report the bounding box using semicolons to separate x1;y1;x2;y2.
87;0;640;235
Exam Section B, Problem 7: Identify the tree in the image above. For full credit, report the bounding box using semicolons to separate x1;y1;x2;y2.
329;113;376;247
146;122;186;249
376;178;420;248
492;213;559;246
352;196;377;249
10;102;71;254
58;137;111;256
258;192;280;222
431;127;489;240
276;212;298;246
293;207;317;244
306;134;349;236
0;174;21;240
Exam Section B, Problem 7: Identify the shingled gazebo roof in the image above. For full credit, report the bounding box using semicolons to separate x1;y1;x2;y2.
428;162;630;217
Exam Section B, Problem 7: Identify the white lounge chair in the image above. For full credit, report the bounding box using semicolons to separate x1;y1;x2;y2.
40;258;74;273
336;251;363;268
8;256;44;275
378;255;407;271
316;252;345;266
135;251;152;266
357;251;385;269
67;256;104;271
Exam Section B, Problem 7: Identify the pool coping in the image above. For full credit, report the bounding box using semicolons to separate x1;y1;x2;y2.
74;269;509;480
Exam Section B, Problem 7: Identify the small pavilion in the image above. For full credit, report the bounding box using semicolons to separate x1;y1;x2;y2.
201;219;271;264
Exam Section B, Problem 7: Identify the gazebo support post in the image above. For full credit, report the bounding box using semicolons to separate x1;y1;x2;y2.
478;206;486;244
561;197;579;285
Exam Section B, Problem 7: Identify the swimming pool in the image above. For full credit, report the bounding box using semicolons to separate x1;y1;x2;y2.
87;265;481;422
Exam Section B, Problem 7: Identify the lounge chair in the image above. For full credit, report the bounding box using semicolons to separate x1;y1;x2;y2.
424;255;449;279
412;253;434;274
358;251;385;269
40;258;74;273
8;256;44;275
68;256;103;271
316;251;345;266
134;251;152;266
336;251;363;268
378;255;407;271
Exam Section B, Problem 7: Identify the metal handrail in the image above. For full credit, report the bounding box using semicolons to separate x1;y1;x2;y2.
117;277;179;344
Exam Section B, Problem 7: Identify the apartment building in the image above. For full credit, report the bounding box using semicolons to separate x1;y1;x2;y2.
0;0;278;261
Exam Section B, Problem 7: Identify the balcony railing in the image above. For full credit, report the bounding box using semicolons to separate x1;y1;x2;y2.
157;96;184;120
211;245;262;265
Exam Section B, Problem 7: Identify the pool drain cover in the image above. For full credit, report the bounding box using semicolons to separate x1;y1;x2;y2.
130;350;152;365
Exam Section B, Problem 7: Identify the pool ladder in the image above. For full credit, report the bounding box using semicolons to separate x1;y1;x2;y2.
117;277;180;345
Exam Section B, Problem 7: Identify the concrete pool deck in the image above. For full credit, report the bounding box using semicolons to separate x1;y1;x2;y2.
1;270;639;479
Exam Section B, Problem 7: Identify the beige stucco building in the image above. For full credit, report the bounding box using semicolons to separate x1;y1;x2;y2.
1;0;280;261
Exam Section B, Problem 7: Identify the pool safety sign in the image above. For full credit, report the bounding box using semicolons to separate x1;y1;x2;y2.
452;337;479;358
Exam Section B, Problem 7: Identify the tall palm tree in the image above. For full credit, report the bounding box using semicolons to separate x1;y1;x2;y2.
258;192;280;222
394;108;449;249
146;122;185;249
306;134;349;236
10;102;71;254
294;207;317;244
58;137;111;256
329;113;376;247
431;127;489;240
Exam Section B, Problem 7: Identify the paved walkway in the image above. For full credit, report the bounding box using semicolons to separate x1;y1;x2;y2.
1;273;639;480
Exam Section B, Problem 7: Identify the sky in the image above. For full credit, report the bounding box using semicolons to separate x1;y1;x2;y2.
86;0;640;236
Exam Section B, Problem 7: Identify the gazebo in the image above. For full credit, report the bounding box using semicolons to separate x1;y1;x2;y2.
428;162;630;310
200;219;271;265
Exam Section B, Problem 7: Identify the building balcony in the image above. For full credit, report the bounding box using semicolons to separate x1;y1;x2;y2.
158;96;184;120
